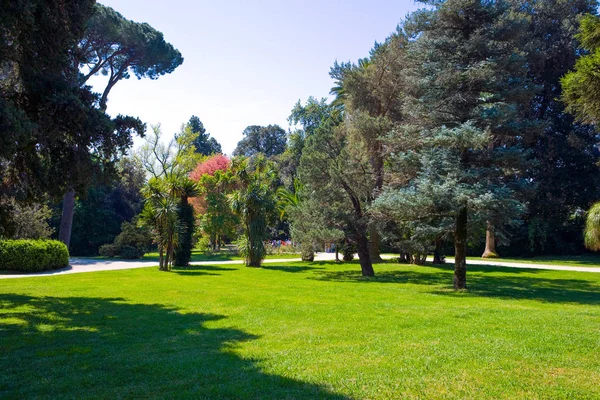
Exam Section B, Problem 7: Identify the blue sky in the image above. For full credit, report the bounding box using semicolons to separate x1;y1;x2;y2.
90;0;421;155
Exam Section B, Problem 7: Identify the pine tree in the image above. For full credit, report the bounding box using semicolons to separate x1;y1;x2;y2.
376;0;534;289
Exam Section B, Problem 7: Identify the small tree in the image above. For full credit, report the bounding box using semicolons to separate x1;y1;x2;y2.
173;178;200;266
230;156;278;267
196;170;239;251
139;178;181;271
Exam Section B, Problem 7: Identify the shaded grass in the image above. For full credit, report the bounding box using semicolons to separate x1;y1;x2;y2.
142;250;302;263
1;261;599;398
83;250;302;263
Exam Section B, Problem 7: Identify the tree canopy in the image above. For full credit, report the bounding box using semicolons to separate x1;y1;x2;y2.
187;116;222;156
233;125;287;158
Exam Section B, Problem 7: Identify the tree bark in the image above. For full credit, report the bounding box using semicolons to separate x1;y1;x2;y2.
340;181;374;276
482;222;499;258
159;247;165;271
433;239;443;264
454;207;468;290
58;189;76;249
368;223;383;262
356;226;374;276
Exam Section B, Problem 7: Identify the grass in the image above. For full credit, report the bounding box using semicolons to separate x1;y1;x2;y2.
1;261;599;399
467;253;600;267
82;249;302;263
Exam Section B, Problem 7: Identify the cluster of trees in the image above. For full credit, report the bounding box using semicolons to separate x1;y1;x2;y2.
3;0;600;290
227;0;600;289
131;117;281;270
0;1;182;253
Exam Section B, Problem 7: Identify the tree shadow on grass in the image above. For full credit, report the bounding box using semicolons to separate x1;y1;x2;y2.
0;295;348;399
262;265;326;273
311;264;600;305
171;265;238;277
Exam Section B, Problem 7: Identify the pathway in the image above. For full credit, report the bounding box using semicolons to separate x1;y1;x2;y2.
1;253;599;279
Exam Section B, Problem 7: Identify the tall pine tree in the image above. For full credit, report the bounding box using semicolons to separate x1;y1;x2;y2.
376;0;534;289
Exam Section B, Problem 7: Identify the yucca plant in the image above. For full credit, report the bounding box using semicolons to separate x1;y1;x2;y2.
230;156;277;268
585;202;600;251
139;177;182;271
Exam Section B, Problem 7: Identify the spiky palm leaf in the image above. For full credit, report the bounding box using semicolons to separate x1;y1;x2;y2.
230;155;278;267
585;202;600;251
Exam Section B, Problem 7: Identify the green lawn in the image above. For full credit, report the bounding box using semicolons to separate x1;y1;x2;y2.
84;250;302;263
1;261;599;399
467;254;600;267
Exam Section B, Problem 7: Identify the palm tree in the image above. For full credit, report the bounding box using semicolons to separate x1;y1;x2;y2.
276;178;302;219
172;177;200;266
230;156;277;268
585;202;600;251
139;177;182;271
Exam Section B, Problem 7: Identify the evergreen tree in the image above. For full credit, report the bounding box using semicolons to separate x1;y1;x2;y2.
515;0;600;255
338;32;409;261
188;115;222;156
58;3;183;249
233;125;287;158
298;105;376;276
376;0;534;288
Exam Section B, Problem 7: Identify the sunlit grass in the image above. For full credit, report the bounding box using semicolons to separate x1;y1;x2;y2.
467;253;600;267
1;261;599;398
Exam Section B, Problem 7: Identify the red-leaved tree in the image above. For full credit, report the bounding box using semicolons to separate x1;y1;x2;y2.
189;154;231;214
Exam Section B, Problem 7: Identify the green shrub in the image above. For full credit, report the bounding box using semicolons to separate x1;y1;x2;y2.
195;235;211;252
99;219;152;259
119;245;144;260
342;245;355;262
0;240;69;272
99;244;119;258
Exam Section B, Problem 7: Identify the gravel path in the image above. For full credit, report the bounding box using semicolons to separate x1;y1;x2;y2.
1;253;599;279
441;257;600;273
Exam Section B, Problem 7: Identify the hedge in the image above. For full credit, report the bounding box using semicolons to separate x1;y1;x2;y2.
0;240;69;272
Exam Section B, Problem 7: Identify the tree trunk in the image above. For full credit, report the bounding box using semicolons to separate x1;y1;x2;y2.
335;247;340;262
356;227;374;277
168;243;174;271
341;182;374;276
58;189;76;249
159;247;165;271
166;232;174;271
454;207;468;290
482;222;499;258
433;239;443;264
368;223;383;262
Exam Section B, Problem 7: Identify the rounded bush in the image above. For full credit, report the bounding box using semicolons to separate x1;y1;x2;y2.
119;245;143;260
99;244;119;258
0;240;69;272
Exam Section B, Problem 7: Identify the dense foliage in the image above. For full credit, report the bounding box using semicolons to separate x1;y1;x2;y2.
187;116;222;156
233;125;287;158
0;240;69;272
99;219;152;259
